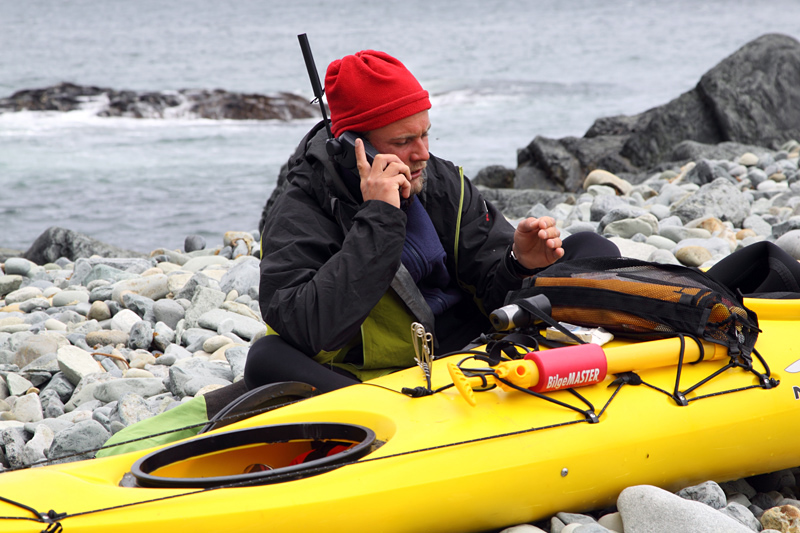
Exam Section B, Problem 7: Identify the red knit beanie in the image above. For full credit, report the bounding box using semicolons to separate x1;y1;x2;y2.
325;50;431;137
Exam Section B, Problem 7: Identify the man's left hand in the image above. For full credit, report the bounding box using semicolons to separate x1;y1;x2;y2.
512;217;564;270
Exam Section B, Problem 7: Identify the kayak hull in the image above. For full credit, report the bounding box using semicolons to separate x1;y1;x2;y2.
1;297;799;532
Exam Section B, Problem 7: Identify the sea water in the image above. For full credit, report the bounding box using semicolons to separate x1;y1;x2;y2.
2;0;800;252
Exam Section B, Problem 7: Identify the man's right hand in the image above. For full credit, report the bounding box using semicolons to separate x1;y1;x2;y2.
355;138;412;208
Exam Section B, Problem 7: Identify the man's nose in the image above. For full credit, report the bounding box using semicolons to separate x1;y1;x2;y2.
410;138;429;162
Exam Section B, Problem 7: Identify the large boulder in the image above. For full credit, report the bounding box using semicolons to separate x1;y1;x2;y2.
515;33;800;192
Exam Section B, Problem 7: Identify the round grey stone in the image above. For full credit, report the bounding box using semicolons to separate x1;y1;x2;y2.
18;298;51;313
52;290;90;307
3;257;34;276
94;378;166;403
152;322;176;352
618;485;753;533
719;502;760;530
0;275;24;298
659;226;712;242
127;321;153;350
152;299;185;330
13;333;68;368
48;419;110;462
647;249;682;265
670;177;750;228
39;372;76;404
113;392;156;426
676;480;727;509
219;259;260;297
184;234;206;253
776;229;800;259
604;216;657;239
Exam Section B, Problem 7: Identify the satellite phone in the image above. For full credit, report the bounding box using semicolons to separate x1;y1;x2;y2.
297;34;379;202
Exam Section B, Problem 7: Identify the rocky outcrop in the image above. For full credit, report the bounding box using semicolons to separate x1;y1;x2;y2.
23;227;147;265
514;33;800;192
0;82;316;121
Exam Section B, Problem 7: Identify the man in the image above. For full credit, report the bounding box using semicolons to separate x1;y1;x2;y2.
245;50;617;393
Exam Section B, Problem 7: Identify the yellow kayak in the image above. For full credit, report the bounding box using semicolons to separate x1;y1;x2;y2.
0;297;798;533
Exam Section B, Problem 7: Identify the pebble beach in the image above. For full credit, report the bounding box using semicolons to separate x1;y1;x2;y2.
3;140;800;532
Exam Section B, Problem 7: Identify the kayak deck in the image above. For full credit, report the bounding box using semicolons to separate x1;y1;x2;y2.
0;297;798;532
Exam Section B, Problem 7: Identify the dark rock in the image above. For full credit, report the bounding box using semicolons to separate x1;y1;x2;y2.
23;227;147;265
619;89;724;169
584;115;639;137
682;159;733;186
699;34;800;148
477;187;575;219
513;163;559;191
185;89;314;121
473;165;515;188
0;82;106;112
747;469;797;493
184;235;206;253
0;82;316;121
670;140;775;163
511;33;800;192
517;135;584;191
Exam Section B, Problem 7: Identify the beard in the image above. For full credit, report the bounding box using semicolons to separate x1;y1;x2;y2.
409;166;427;196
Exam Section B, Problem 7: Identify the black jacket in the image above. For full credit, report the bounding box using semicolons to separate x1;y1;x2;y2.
259;122;526;356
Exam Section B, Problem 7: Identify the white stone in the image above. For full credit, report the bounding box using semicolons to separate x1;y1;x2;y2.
618;485;753;532
129;351;157;369
111;274;169;304
197;309;266;341
44;318;67;331
203;335;234;354
6;373;33;396
57;345;105;386
0;420;25;430
52;290;90;307
124;368;155;379
11;393;43;423
597;511;624;532
167;271;193;293
181;256;230;273
609;237;658;261
776;229;800;260
583;169;633;195
110;309;142;334
22;423;54;466
4;286;43;305
738;152;759;166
